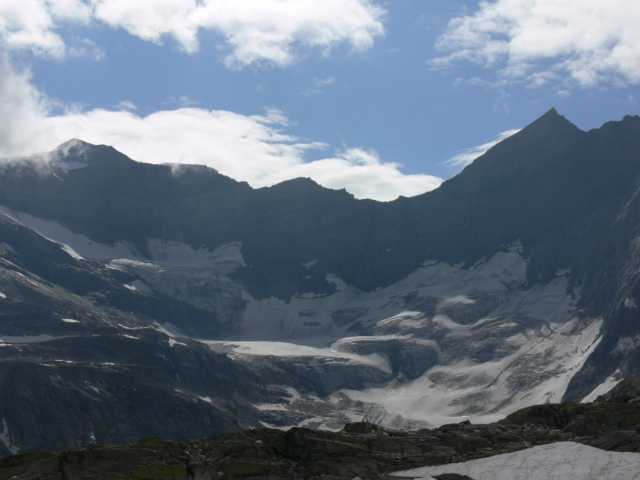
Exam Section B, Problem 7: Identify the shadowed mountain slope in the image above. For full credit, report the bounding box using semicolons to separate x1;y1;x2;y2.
1;109;639;452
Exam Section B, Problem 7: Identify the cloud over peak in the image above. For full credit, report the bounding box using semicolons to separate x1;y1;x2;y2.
0;59;440;202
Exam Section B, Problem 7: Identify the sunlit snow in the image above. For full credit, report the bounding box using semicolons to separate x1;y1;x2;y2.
154;322;187;338
340;317;602;426
392;442;640;480
123;280;152;294
582;370;623;403
239;251;530;340
0;205;613;429
204;340;392;374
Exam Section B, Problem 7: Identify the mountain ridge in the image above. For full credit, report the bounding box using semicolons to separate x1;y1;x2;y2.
1;109;639;453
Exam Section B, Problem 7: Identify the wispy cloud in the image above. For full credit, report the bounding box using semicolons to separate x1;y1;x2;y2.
116;100;137;111
1;0;386;68
0;59;440;202
430;0;640;89
165;96;199;108
314;77;336;88
444;129;521;170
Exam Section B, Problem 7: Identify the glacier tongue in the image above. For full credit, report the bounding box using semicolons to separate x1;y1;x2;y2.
239;251;530;340
0;204;606;429
201;251;602;428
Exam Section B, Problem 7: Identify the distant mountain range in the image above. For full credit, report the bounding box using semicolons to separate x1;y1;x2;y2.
0;108;639;455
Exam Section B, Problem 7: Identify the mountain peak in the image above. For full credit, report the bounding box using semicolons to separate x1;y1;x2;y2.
52;140;140;171
53;139;96;159
55;138;94;150
524;107;581;133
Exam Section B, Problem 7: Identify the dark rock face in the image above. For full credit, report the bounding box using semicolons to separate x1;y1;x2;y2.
2;111;639;303
1;401;638;479
0;213;272;455
2;110;640;454
0;333;269;456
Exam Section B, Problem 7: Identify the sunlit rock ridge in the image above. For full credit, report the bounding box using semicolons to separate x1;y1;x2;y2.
0;108;639;454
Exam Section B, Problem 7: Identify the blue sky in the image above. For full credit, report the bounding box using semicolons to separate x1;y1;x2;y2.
1;0;638;200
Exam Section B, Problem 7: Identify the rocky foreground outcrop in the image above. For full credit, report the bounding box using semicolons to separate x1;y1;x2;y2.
1;400;639;480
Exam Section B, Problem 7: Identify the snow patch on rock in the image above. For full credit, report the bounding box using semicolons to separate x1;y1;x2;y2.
0;205;141;261
240;251;530;341
204;340;392;374
614;335;640;353
154;322;187;339
437;295;475;308
123;279;152;294
254;403;289;412
0;334;67;344
52;160;88;171
582;371;623;403
0;418;19;455
392;442;640;480
60;244;84;260
0;206;246;270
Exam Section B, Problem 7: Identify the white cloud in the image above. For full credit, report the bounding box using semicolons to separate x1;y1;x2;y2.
92;0;200;52
1;0;385;67
0;58;50;154
431;0;640;88
190;0;386;67
0;0;92;57
0;59;440;202
445;129;520;170
262;148;442;201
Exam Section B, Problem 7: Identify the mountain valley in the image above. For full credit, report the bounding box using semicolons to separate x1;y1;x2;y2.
0;109;639;460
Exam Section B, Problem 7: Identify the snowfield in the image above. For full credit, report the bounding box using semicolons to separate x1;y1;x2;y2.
0;205;611;429
391;442;640;480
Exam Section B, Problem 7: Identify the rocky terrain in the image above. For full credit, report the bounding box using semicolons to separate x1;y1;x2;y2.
0;109;640;453
0;398;639;479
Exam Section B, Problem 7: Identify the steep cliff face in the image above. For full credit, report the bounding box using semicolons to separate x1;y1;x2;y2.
0;110;639;453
